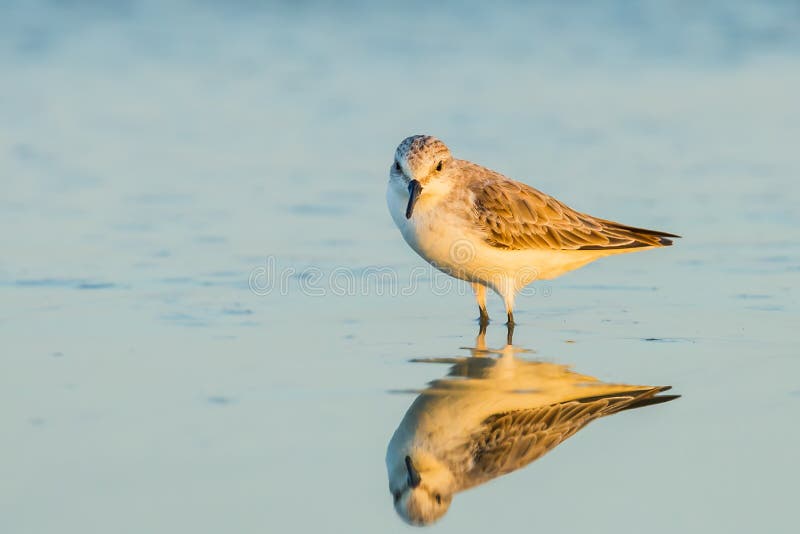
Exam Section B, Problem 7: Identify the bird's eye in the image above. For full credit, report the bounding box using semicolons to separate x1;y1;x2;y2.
394;161;401;172
435;494;442;505
435;161;443;172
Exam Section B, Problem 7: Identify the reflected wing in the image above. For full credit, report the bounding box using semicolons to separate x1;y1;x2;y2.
468;175;679;250
459;387;676;488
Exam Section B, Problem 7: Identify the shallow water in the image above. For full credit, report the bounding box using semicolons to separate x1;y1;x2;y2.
1;1;799;533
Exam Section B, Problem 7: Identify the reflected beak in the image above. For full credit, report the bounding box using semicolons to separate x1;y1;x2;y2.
405;180;423;219
405;455;421;488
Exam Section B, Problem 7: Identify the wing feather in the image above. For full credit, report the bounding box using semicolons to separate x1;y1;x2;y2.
463;164;680;251
458;387;674;488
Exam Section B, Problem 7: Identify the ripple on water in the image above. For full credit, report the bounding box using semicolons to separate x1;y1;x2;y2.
77;282;118;290
15;278;82;287
641;337;697;343
160;312;209;328
734;293;772;300
221;307;254;316
14;278;119;290
207;396;234;406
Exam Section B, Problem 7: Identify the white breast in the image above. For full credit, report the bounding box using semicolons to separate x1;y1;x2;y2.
386;179;466;276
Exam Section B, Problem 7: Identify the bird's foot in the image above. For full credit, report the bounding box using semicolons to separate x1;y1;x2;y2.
505;311;515;327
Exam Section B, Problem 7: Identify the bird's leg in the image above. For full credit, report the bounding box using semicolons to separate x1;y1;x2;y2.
472;283;489;325
506;321;514;346
502;291;516;327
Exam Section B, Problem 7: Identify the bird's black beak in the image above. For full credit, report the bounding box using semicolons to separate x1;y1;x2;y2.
405;455;421;488
405;180;423;219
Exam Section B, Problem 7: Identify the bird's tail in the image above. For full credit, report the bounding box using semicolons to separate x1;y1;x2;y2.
576;386;680;415
590;219;681;249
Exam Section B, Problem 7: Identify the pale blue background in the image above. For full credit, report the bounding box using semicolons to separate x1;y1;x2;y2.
1;1;798;533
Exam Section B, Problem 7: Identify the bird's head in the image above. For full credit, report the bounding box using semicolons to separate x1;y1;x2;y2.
389;135;454;219
390;454;454;526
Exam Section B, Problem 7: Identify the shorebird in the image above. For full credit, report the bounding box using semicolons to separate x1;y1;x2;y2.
386;335;678;526
386;135;680;325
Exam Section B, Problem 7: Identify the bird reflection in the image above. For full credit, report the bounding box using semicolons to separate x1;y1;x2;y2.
386;325;679;526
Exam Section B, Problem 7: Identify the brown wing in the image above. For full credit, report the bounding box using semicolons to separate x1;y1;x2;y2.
458;387;677;489
468;175;679;251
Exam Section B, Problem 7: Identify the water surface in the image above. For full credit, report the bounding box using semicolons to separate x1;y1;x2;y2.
1;1;799;533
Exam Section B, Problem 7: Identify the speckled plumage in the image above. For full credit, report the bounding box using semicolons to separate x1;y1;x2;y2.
464;168;677;250
455;386;673;489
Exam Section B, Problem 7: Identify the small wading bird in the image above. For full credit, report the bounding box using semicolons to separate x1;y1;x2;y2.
386;329;679;526
387;135;680;325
